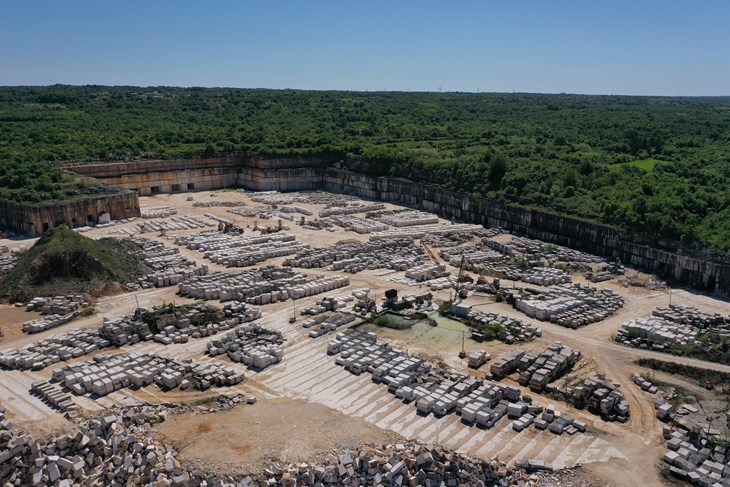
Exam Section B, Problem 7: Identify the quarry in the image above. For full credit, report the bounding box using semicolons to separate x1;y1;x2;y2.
0;168;729;487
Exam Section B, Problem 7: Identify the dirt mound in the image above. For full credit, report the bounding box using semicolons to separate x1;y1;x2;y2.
0;225;149;302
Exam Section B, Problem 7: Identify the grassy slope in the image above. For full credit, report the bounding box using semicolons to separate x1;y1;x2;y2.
0;225;149;302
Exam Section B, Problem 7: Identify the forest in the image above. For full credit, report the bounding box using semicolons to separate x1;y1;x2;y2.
0;85;728;250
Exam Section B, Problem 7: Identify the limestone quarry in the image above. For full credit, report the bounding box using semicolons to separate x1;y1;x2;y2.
1;184;729;487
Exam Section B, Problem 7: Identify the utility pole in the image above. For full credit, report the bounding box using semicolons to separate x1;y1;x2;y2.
134;294;140;313
669;289;672;306
459;331;466;359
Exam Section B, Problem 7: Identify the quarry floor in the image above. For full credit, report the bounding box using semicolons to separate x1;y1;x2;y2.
1;188;729;487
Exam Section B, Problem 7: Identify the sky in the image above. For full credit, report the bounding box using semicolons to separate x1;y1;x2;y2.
1;1;729;96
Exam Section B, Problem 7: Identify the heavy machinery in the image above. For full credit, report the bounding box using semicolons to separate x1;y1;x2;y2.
420;241;469;302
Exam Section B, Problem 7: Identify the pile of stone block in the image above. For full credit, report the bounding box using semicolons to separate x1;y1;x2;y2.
467;311;542;344
30;380;78;419
489;349;526;380
516;283;624;327
515;342;581;392
0;252;17;276
285;238;425;273
404;263;449;282
140;205;177;218
467;349;490;369
192;200;246;207
175;231;308;267
616;305;730;353
100;302;260;347
369;223;483;240
440;245;504;267
423;228;486;247
22;314;74;334
367;209;440;227
570;372;629;422
662;425;730;486
138;215;214;233
280;205;314;216
328;330;561;435
206;324;284;370
0;328;109;371
52;352;245;395
300;295;352;315
319;202;385;217
26;295;87;314
227;205;276;218
305;312;357;338
632;372;659;395
479;263;571;286
125;236;207;289
178;266;349;303
505;236;604;263
326;214;390;233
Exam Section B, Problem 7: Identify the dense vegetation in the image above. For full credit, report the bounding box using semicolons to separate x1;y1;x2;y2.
0;225;149;301
1;86;728;250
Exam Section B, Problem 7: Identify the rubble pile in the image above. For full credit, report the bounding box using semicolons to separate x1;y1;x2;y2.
325;214;390;234
284;239;425;273
175;231;308;267
616;305;730;352
319;202;385;217
178;266;350;303
367;209;440;227
466;311;542;344
258;442;547;486
514;342;581;392
125;237;207;289
51;352;245;395
0;405;11;430
516;284;624;327
207;324;284;369
569;373;630;422
0;405;233;486
369;223;484;240
662;426;730;485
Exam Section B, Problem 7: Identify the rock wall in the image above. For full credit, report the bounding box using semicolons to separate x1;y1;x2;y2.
0;192;139;236
67;157;730;293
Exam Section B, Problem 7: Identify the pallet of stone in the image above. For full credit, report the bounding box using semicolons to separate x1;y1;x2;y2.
26;294;87;314
31;380;78;417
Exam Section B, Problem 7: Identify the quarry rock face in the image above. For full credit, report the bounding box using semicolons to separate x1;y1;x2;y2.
55;155;730;293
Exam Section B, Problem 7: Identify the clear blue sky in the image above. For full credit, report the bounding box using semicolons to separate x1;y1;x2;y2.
2;1;728;96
